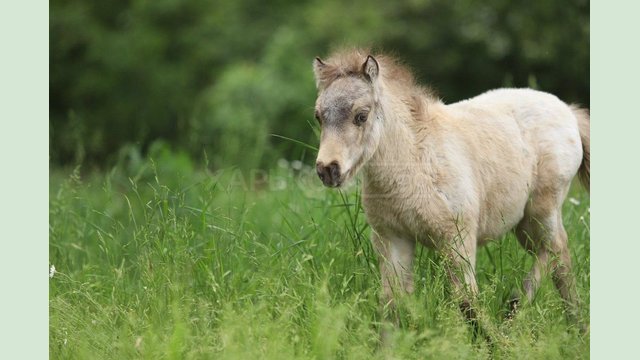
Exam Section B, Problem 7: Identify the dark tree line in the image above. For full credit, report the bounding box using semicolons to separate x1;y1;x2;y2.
50;0;589;169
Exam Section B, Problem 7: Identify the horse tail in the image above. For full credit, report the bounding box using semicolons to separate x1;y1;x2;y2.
571;105;590;192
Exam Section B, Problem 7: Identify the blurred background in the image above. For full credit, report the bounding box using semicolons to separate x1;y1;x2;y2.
50;0;589;171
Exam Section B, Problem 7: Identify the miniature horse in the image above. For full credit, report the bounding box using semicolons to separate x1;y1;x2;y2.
311;48;589;341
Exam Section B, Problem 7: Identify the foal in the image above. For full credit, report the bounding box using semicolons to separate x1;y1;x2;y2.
312;49;589;339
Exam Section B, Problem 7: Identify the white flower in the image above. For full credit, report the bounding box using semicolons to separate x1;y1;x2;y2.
49;265;56;279
568;197;580;206
291;160;303;171
277;158;289;169
273;178;287;191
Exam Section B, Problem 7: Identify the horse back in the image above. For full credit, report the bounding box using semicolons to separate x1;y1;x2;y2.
445;88;583;242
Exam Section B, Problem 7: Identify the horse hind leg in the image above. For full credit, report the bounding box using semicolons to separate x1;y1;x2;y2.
550;215;581;323
512;216;548;304
509;200;581;325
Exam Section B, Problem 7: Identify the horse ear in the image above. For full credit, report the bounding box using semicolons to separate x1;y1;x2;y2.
313;57;327;88
313;57;326;78
362;55;379;82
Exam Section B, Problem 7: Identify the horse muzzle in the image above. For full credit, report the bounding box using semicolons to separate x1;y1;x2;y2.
316;161;342;187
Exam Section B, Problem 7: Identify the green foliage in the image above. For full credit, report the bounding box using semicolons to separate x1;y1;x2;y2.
194;64;271;170
50;0;589;167
49;154;590;358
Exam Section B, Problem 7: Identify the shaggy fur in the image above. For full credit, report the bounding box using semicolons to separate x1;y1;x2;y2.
312;48;590;341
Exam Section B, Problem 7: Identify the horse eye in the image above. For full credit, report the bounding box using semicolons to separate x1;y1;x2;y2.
354;112;368;125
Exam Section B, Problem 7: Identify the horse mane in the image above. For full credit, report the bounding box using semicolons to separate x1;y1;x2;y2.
315;48;439;119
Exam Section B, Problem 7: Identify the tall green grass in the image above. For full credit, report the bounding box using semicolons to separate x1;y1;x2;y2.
49;155;589;359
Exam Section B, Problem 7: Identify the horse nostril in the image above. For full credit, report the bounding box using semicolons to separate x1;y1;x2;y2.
328;161;340;183
316;161;341;186
316;162;327;182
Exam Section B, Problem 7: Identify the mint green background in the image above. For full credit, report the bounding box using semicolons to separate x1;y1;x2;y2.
0;1;49;358
590;1;640;358
591;0;640;358
0;1;638;358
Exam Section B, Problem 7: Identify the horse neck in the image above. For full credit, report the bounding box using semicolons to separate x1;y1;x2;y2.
364;86;438;188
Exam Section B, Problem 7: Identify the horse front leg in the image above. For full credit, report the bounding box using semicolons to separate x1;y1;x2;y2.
371;230;415;345
440;230;487;341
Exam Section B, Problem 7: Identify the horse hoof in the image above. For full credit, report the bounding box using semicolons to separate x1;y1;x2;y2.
505;297;520;320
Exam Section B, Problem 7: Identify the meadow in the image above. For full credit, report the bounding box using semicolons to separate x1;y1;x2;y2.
49;148;590;359
48;1;590;357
